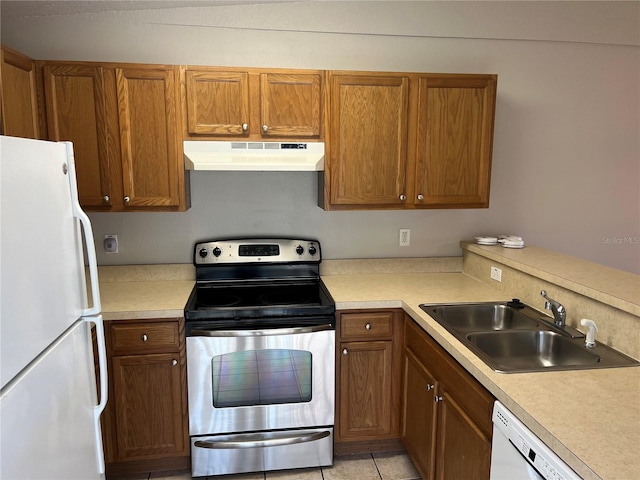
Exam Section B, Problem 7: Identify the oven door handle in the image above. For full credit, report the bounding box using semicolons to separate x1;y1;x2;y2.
189;324;334;337
194;430;331;449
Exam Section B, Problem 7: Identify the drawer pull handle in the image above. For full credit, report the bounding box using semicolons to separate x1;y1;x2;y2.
426;384;434;391
435;395;443;403
172;359;178;366
342;348;348;355
141;334;148;342
365;323;371;331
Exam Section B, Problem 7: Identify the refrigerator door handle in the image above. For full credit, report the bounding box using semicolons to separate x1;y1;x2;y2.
64;142;102;316
85;314;108;475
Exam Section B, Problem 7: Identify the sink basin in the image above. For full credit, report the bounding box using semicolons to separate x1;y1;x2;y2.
425;304;540;332
420;301;639;373
466;330;601;373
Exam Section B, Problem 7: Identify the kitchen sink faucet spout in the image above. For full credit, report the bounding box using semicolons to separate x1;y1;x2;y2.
540;290;566;328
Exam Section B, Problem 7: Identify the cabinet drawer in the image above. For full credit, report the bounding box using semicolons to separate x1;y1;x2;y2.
110;321;180;354
340;312;394;340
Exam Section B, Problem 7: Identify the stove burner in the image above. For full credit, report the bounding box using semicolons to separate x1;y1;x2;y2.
198;294;242;308
258;292;313;306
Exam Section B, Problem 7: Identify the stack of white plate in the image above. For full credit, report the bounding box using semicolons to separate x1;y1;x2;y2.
474;235;525;248
475;236;498;245
498;235;525;248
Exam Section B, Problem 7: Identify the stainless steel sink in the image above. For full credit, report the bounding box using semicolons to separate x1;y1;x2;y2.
420;301;639;373
466;330;601;373
427;304;540;332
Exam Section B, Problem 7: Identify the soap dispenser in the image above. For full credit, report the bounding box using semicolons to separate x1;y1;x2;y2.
580;319;598;348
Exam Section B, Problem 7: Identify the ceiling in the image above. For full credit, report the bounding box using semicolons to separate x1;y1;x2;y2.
0;0;301;19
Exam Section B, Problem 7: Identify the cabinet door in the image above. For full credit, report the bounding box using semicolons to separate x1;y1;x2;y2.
43;64;112;208
0;46;41;138
116;67;183;208
260;72;322;138
185;70;249;136
338;340;393;439
414;76;496;208
402;348;437;479
434;387;491;480
329;74;410;206
111;353;187;460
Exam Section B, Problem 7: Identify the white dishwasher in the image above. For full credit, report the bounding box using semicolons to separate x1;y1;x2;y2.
490;401;582;480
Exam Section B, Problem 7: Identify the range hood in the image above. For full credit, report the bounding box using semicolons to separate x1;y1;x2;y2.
183;141;324;171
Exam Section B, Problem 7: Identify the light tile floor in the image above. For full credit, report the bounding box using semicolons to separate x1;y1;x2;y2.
122;451;421;480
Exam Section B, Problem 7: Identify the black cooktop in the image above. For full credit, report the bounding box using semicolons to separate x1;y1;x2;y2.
184;238;335;330
184;279;335;322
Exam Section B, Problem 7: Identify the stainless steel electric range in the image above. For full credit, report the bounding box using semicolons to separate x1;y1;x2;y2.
184;238;335;477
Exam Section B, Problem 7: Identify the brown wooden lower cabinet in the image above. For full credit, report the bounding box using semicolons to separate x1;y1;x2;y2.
402;315;494;480
403;347;437;475
335;310;404;452
102;318;189;477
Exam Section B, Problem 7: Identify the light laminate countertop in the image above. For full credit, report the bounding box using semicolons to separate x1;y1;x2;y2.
322;272;640;480
97;267;639;480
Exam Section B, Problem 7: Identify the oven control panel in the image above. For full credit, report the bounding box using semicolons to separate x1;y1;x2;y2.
195;238;321;265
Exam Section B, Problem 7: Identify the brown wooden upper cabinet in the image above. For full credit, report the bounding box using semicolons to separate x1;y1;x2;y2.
41;62;190;212
115;66;186;209
183;67;324;140
322;71;497;210
43;64;112;208
327;73;410;207
414;76;496;208
0;45;43;139
260;72;322;137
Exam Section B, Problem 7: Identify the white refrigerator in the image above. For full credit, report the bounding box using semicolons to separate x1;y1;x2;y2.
0;136;108;479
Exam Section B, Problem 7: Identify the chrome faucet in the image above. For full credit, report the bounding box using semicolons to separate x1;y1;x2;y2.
540;290;566;328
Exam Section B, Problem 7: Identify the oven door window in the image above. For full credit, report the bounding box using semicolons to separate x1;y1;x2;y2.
211;349;312;407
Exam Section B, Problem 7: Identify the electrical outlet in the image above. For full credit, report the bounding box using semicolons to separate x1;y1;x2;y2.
104;234;118;254
490;266;502;282
399;229;410;247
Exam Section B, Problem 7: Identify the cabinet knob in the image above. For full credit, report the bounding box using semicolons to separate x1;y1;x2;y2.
141;334;148;342
342;348;348;355
399;194;407;201
417;194;424;200
262;124;269;132
426;383;434;391
124;196;130;203
172;359;178;366
365;323;372;330
102;195;110;203
435;395;443;403
242;123;248;131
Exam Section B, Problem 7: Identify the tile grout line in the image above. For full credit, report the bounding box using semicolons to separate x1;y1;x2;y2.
371;453;384;480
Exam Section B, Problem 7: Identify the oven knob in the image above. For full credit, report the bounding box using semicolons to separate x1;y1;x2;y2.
199;248;208;258
308;245;317;256
296;245;304;255
213;247;222;257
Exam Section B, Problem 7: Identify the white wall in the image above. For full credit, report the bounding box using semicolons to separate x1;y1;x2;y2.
2;1;639;272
